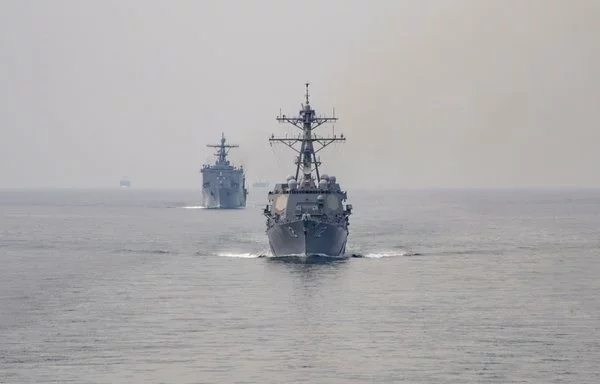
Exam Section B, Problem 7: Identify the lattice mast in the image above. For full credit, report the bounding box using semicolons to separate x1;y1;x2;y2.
269;83;345;183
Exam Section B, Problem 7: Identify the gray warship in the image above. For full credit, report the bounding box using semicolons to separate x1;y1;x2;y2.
200;133;247;209
263;84;353;258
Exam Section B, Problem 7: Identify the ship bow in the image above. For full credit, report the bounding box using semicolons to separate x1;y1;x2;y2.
267;220;348;258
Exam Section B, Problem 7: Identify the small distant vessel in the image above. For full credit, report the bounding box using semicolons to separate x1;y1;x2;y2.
263;84;353;258
120;178;131;188
200;133;247;209
252;180;269;188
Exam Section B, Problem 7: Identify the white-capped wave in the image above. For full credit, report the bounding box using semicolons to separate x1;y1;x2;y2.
180;205;205;209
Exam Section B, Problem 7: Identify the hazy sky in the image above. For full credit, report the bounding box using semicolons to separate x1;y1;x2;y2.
1;0;599;189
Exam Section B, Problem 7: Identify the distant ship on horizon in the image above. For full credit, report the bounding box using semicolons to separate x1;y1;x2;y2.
252;180;269;188
119;178;131;188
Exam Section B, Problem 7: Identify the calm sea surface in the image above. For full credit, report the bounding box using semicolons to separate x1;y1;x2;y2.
1;188;598;383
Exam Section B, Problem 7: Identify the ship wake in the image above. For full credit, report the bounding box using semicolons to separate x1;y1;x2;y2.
216;249;423;259
350;250;423;258
217;252;269;258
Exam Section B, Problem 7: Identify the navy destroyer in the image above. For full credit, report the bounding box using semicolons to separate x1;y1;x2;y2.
200;133;247;209
263;84;353;258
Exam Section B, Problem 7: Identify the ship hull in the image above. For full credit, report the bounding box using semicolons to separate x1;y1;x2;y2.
267;220;348;258
202;187;246;209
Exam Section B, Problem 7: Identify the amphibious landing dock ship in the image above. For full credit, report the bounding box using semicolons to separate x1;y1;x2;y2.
200;133;247;209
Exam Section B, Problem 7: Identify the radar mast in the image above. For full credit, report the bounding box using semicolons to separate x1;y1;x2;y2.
269;83;345;186
207;133;239;166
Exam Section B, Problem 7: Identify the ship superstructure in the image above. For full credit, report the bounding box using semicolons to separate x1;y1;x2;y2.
263;84;352;258
200;133;247;209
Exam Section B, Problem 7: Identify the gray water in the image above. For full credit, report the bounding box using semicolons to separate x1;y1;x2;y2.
1;188;599;383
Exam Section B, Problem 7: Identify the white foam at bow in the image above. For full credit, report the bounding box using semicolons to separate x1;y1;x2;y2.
217;252;264;258
361;251;408;258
